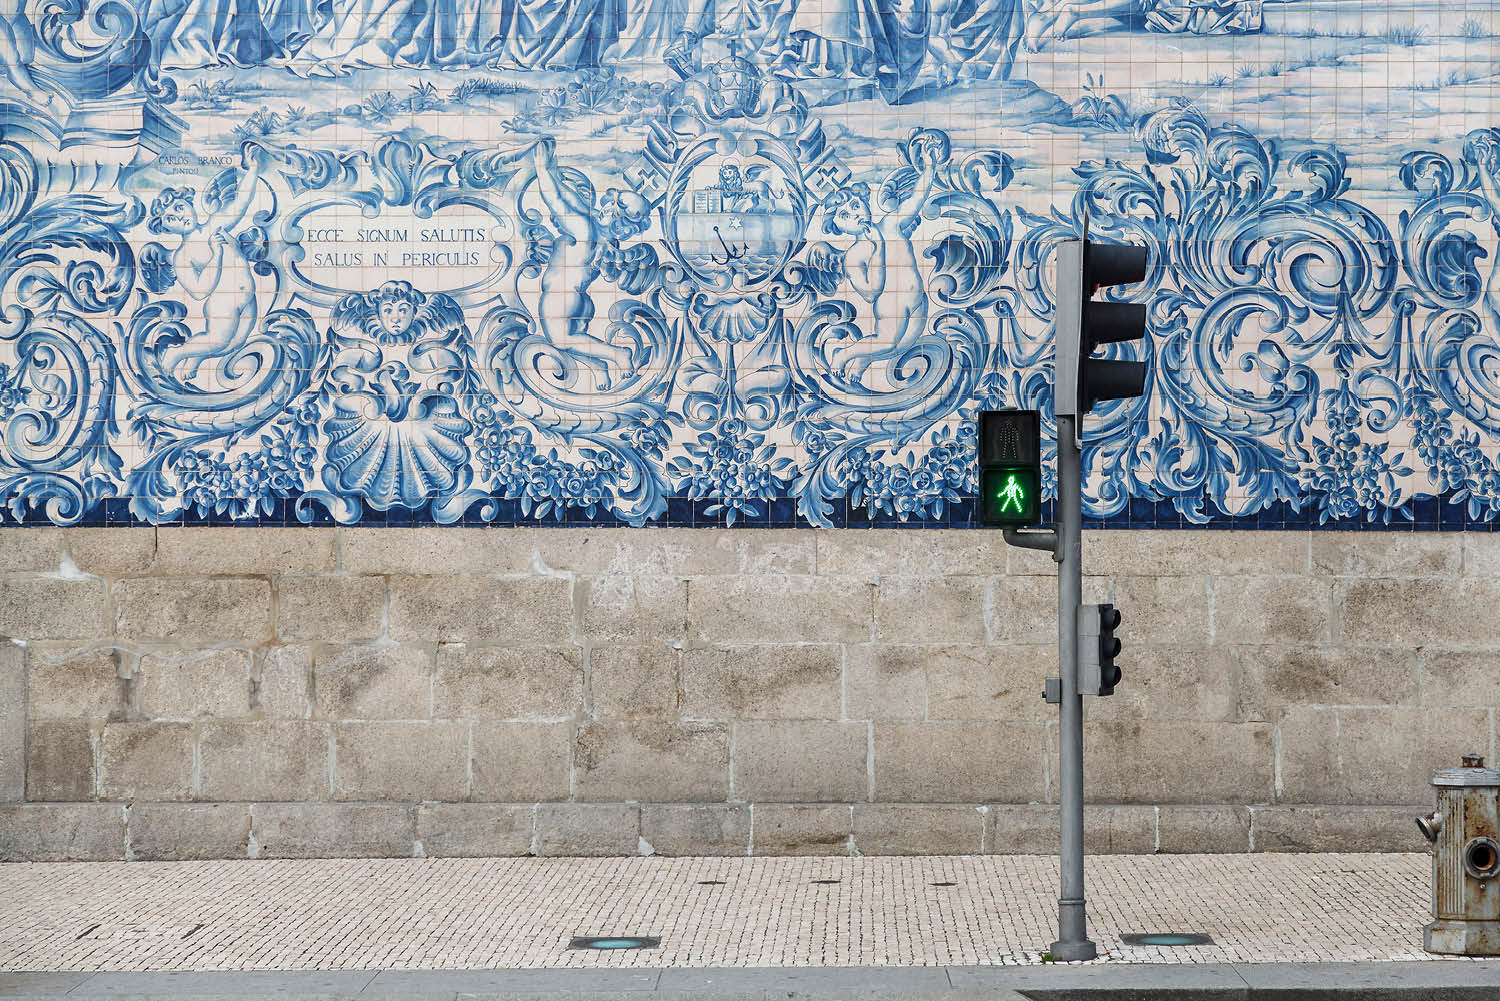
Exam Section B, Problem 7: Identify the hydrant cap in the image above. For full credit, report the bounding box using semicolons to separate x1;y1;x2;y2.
1433;754;1500;787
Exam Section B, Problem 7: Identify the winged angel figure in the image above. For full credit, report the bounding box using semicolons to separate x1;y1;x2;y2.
141;145;272;381
799;138;941;380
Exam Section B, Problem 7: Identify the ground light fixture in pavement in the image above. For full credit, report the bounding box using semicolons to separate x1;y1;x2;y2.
568;936;661;950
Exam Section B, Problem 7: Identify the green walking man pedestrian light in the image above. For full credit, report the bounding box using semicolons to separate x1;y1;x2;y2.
996;472;1028;514
977;410;1042;527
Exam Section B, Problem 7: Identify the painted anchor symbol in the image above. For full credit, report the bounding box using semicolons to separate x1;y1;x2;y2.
711;225;746;265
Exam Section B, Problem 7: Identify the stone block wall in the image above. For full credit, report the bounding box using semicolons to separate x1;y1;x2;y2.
1;526;1493;860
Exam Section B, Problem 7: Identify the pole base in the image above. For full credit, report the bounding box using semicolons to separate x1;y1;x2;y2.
1424;919;1500;956
1047;938;1098;962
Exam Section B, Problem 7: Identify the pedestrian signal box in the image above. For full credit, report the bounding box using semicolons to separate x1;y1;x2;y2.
978;410;1042;527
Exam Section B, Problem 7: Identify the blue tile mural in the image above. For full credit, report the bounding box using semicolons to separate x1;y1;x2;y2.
1;0;1499;528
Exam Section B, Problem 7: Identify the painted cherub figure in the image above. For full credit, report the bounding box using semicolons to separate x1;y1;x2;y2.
529;138;652;390
812;142;940;380
145;144;271;379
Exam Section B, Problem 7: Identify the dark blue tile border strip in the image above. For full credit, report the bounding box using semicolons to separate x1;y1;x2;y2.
26;493;1497;529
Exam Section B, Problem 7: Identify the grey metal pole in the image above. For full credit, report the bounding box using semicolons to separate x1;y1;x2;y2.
1050;413;1096;961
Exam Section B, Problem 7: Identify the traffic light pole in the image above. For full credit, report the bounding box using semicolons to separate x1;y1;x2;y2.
1051;413;1095;962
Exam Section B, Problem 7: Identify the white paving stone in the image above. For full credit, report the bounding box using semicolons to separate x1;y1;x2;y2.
0;854;1478;971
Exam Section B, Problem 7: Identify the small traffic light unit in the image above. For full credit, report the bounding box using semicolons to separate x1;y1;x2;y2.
1078;603;1123;697
977;409;1041;527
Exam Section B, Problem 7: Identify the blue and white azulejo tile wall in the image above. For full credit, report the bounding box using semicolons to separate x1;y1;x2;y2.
2;0;1499;530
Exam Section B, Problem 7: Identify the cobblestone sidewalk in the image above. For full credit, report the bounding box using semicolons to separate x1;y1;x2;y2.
0;854;1470;972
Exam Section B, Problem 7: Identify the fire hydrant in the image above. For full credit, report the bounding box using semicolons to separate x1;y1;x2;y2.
1417;754;1500;955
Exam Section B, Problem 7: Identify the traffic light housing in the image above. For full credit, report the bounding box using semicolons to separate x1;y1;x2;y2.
1078;603;1123;696
977;409;1041;527
1054;239;1149;420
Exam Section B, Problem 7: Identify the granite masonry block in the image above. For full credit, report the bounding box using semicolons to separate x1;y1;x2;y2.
1311;532;1460;577
1251;805;1428;853
680;644;842;719
0;527;64;572
720;531;818;576
1101;576;1213;647
1339;577;1500;646
334;721;469;801
0;644;20;800
579;573;687;643
641;804;751;856
1461;532;1500;578
154;527;335;575
1278;705;1491;805
275;575;386;643
0;804;124;861
1214;576;1333;645
588;645;680;719
128;803;252;860
874;722;1048;803
752;804;851;856
113;578;271;643
254;645;312;717
1084;530;1306;578
64;528;158;577
920;644;1054;722
1233;645;1420;720
874;577;988;645
0;576;107;640
686;576;873;643
1085;645;1236;723
416;803;534;857
198;721;331;801
986;805;1157;855
136;648;253;719
1416;649;1500;708
532;529;730;576
26;720;94;801
251;803;414;858
574;721;729;802
1157;806;1253;853
339;528;537;576
815;531;1009;581
1082;720;1275;804
842;645;927;721
432;644;583;719
24;644;124;721
984;577;1056;645
313;644;432;720
732;720;867;802
853;805;983;855
387;575;573;644
534;804;640;856
99;722;195;801
470;721;573;802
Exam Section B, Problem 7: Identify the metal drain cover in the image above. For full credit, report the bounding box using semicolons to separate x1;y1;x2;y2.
569;936;660;950
1121;932;1214;947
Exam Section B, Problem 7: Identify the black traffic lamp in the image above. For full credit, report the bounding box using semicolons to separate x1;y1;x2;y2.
1055;240;1150;420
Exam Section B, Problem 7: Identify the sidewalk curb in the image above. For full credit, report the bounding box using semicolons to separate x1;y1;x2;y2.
4;963;1498;1001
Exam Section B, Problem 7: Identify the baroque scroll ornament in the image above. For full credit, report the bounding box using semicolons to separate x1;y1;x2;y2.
3;0;1500;527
